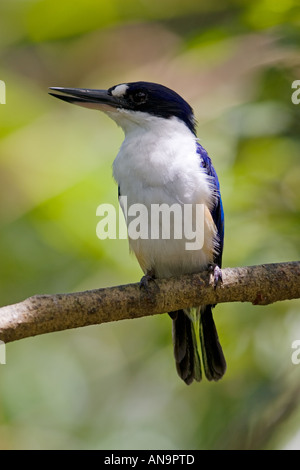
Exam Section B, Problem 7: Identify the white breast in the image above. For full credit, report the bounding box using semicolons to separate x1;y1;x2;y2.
112;114;216;278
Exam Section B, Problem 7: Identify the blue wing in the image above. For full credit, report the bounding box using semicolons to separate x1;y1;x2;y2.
197;142;224;267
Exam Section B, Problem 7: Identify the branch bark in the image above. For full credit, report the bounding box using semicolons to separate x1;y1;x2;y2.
0;261;299;344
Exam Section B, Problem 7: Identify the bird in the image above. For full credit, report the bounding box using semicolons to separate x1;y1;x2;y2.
49;81;227;384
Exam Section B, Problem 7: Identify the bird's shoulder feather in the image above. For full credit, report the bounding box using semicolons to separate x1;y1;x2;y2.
197;142;224;266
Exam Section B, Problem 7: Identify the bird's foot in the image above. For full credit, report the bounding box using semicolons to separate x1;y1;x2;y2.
139;270;159;293
209;264;223;289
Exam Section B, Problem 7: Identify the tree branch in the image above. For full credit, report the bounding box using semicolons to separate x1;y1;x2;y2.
0;261;299;344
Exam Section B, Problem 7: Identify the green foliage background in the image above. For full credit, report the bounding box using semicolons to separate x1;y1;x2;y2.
0;0;300;450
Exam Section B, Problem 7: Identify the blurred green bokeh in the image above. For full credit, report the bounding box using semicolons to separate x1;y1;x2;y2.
0;0;300;450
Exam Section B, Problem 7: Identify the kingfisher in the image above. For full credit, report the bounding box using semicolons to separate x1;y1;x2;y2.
49;82;227;384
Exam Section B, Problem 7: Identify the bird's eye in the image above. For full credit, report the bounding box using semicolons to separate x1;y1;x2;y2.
131;91;147;105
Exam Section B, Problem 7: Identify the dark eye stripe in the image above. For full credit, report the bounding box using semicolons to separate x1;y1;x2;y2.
131;91;147;104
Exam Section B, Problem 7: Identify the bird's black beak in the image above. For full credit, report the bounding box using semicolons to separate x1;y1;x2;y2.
49;87;121;111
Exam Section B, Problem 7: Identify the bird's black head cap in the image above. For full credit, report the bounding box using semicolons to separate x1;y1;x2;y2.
108;82;196;135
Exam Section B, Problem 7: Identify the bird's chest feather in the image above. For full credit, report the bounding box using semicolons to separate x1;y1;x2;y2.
112;122;217;277
113;124;213;208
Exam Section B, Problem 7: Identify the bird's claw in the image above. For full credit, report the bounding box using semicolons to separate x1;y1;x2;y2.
209;264;223;289
139;272;159;293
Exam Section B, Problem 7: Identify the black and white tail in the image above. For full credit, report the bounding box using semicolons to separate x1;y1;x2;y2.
170;306;226;385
